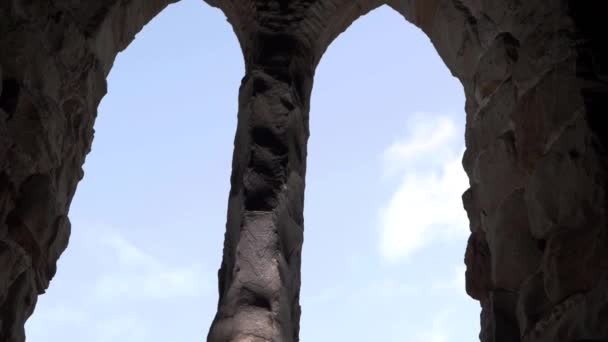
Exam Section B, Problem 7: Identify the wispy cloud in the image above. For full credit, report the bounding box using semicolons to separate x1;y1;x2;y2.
94;229;212;300
382;114;460;176
26;222;215;341
379;113;469;262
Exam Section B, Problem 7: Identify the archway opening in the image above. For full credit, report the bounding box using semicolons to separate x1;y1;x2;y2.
301;5;479;341
24;0;243;340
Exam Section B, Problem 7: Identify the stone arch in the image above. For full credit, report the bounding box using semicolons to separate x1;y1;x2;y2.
2;1;608;342
23;2;244;340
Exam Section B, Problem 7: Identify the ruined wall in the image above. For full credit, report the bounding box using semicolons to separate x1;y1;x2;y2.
0;1;177;340
1;0;607;341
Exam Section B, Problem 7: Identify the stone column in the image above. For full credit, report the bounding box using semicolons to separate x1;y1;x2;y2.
207;34;313;342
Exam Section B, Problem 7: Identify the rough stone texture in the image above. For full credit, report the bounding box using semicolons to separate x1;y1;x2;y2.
1;0;608;341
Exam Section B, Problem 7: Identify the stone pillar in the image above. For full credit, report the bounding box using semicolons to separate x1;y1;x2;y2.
207;33;313;342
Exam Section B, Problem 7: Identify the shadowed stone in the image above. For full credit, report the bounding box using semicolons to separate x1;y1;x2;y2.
1;0;608;341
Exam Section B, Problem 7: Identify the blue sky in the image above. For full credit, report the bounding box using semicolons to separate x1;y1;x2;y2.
25;1;480;341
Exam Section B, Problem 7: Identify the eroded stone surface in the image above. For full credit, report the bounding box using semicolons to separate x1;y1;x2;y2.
1;0;608;341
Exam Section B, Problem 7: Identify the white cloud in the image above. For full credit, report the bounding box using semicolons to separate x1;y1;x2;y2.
382;113;459;176
99;232;153;268
379;114;469;262
93;229;212;300
26;223;216;342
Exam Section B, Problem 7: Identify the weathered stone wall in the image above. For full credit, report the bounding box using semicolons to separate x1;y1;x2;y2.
454;2;608;341
0;1;176;341
1;0;607;341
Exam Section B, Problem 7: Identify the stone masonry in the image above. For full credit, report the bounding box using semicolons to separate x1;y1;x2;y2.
1;0;607;341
